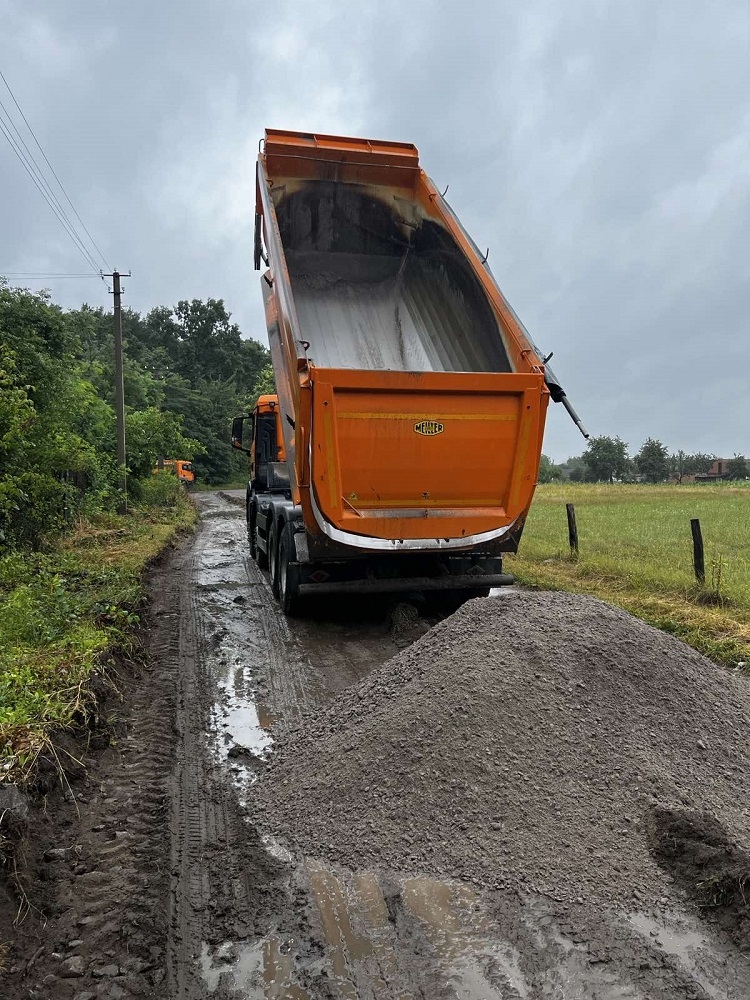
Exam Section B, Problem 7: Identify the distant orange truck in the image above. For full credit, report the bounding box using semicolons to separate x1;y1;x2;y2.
232;130;586;613
153;459;195;488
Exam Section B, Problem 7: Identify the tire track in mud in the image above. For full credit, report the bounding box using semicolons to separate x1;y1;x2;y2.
165;494;317;998
216;492;313;721
2;590;178;997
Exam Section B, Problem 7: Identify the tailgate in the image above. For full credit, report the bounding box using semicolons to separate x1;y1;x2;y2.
309;368;547;544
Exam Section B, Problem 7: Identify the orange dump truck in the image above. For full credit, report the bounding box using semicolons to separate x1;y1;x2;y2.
232;130;586;613
153;459;195;488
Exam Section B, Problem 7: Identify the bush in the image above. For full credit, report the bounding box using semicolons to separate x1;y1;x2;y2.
0;471;67;551
134;472;185;508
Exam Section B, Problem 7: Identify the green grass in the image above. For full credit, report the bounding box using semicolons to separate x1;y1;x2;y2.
198;479;247;491
0;494;197;784
508;482;750;668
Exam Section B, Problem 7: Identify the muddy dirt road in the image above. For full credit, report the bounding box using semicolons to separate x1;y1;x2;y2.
3;491;750;999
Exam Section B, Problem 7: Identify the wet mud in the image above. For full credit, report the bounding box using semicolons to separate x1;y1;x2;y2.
2;491;749;999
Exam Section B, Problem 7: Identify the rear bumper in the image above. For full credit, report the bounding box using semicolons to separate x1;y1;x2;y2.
309;485;522;552
295;548;511;596
298;573;513;596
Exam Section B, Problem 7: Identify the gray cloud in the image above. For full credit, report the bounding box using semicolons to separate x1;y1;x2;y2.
1;0;748;459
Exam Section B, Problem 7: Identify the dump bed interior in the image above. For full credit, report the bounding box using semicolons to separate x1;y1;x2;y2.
275;183;512;373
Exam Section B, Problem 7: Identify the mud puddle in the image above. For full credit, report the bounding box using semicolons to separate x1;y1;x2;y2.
628;913;726;1000
204;847;750;1000
199;937;306;998
302;862;524;1000
204;600;276;792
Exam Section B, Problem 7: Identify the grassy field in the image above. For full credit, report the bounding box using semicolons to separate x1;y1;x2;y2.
507;482;750;668
0;495;197;785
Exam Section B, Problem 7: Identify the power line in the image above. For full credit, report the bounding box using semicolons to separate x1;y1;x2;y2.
0;70;111;273
0;271;102;278
0;68;111;282
0;101;102;275
0;98;72;230
0;112;102;275
0;111;101;273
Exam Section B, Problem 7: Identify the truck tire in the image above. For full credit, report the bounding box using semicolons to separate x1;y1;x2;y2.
278;522;303;616
267;520;280;597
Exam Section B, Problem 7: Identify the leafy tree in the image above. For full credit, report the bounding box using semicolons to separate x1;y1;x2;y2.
0;346;36;545
690;453;717;476
0;346;34;454
671;450;689;484
0;283;118;548
169;298;268;389
248;363;276;408
125;407;203;480
670;450;716;483
68;296;271;485
538;454;562;483
727;454;748;480
635;438;669;483
0;282;70;408
583;436;630;483
558;455;589;482
161;376;246;484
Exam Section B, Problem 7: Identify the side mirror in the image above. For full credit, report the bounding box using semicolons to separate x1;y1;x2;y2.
231;415;252;455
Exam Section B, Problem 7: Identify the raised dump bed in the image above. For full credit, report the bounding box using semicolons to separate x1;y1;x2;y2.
233;130;585;611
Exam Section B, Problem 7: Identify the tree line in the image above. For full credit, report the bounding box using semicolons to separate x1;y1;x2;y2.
539;436;748;484
0;280;271;550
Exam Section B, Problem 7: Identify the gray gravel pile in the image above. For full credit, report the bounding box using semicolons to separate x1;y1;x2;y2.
257;592;750;905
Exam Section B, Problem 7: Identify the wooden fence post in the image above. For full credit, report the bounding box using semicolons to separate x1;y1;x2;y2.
566;503;579;555
690;518;705;584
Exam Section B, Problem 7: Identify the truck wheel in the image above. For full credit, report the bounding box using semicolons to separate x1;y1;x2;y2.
278;522;303;616
268;520;280;596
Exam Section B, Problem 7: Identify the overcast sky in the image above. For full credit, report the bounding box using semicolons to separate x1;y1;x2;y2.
1;0;748;461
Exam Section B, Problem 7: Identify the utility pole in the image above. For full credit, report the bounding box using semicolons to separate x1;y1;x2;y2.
103;269;130;514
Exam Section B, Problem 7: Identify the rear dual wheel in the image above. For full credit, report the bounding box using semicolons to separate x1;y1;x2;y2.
278;523;303;616
268;520;303;616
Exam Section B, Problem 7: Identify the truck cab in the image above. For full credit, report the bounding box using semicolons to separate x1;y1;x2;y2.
233;395;286;494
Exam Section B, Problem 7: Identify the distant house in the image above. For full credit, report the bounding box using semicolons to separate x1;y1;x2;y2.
694;458;750;482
